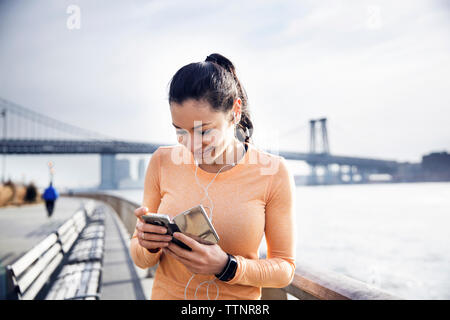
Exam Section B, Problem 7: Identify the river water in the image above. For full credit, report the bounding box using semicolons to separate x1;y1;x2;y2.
108;182;450;300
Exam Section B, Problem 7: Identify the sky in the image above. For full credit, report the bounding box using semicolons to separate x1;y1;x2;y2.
0;0;449;188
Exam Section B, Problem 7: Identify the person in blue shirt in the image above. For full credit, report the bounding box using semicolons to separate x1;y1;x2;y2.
42;182;59;218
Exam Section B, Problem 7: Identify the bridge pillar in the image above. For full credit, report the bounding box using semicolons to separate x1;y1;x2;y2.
338;165;345;184
100;154;117;190
307;164;318;185
339;165;353;184
349;165;356;184
359;169;371;183
323;164;333;185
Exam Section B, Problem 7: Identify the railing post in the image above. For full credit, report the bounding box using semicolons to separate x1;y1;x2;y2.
261;288;288;300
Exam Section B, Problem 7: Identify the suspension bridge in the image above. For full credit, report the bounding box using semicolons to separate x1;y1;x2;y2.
0;97;404;188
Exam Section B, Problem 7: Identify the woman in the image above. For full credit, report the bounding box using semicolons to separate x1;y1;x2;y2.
130;53;296;300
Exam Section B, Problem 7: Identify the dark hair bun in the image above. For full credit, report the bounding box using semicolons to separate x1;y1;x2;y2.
205;53;236;76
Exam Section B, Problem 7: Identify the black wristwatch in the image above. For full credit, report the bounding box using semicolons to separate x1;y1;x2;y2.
215;253;238;282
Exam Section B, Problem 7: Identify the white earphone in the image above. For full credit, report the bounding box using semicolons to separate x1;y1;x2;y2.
185;156;237;300
185;136;246;300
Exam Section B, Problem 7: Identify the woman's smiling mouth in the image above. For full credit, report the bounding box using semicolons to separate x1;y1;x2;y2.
195;146;214;157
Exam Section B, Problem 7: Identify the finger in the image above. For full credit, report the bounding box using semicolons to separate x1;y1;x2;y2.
141;232;172;242
134;206;149;220
136;220;168;236
135;220;143;232
134;206;148;217
163;247;195;268
141;223;168;234
138;239;170;250
166;240;197;260
173;232;202;251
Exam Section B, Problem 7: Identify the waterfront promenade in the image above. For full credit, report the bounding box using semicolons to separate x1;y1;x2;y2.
1;194;399;300
0;197;153;299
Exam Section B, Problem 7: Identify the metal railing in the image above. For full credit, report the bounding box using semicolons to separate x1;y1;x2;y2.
64;192;399;300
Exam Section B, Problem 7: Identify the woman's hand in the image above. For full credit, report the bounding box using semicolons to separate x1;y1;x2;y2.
134;206;172;252
162;232;229;275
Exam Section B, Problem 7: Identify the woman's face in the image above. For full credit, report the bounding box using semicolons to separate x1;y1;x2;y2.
170;98;240;164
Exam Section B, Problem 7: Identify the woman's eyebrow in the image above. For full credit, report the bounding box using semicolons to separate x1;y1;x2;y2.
172;122;212;130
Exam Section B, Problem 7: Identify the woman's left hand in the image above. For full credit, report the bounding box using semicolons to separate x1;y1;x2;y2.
162;232;229;275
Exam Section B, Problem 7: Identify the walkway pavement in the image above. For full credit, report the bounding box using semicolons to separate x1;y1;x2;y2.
0;198;83;267
100;200;153;299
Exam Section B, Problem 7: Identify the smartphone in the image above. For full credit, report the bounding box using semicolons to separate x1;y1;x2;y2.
141;213;171;229
141;213;192;251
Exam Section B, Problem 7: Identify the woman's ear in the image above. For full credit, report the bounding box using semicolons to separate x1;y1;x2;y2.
232;98;242;124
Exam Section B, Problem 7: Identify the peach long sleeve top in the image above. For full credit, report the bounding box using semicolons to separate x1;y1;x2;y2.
130;142;296;300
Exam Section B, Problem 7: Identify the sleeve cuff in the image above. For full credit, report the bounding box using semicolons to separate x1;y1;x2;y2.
131;238;162;268
226;255;246;285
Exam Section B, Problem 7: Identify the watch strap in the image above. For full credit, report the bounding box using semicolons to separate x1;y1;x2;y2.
215;253;238;282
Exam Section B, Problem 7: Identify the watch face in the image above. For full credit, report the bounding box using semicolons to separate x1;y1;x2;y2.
218;254;238;282
228;255;238;269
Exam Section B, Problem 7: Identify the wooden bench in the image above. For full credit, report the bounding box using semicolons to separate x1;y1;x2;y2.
5;201;106;300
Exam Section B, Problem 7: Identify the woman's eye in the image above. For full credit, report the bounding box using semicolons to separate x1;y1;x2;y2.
202;129;211;136
176;129;211;136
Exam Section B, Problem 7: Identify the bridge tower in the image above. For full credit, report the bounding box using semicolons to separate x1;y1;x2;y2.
308;118;333;185
309;118;330;154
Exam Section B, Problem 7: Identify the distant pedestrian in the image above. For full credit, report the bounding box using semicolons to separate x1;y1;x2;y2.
42;182;59;218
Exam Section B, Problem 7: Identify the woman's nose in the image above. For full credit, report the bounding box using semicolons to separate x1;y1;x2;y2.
178;133;203;154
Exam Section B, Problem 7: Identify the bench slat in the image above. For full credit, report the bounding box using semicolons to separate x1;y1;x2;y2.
45;261;101;300
57;219;74;237
87;270;100;296
17;243;62;294
66;280;79;299
62;232;78;253
84;200;96;216
54;283;68;300
73;210;86;231
10;233;58;277
75;220;86;233
21;253;63;300
59;224;76;243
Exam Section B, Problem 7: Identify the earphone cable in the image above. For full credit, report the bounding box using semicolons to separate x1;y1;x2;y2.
184;142;245;300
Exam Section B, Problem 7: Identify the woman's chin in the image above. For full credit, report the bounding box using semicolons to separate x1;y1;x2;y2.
194;147;214;157
194;152;216;164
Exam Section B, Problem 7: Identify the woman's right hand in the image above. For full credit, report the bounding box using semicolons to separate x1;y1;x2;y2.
134;206;172;252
